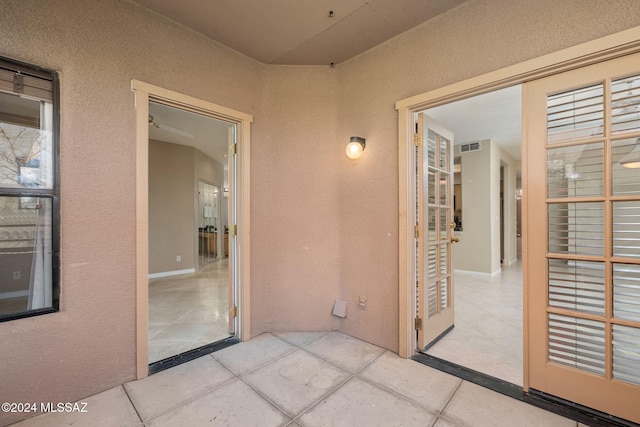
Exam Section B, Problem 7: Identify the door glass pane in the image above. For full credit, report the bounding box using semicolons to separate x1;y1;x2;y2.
547;84;604;144
611;74;640;135
427;130;436;167
439;174;449;205
613;201;640;258
427;208;436;243
427;246;437;279
440;277;448;309
548;313;605;376
547;143;603;198
439;244;448;276
439;208;448;237
439;137;449;170
612;138;640;195
548;202;604;255
548;259;605;315
612;324;640;386
427;171;436;205
427;282;437;318
613;264;640;322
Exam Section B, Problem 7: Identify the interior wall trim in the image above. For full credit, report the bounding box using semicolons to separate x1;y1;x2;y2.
131;80;252;380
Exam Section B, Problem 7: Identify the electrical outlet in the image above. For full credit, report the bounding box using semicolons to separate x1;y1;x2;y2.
176;255;181;262
358;296;367;310
13;271;21;280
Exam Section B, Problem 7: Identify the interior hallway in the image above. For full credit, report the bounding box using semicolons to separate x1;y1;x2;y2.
10;331;581;427
148;258;230;363
426;262;523;385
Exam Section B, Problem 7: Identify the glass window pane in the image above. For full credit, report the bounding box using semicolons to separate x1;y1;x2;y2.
548;259;605;315
426;170;435;205
547;84;604;144
612;138;640;195
427;208;436;243
0;92;54;190
439;277;449;309
547;143;603;198
439;174;449;205
613;324;640;386
613;264;640;322
439;136;449;170
427;281;437;318
427;130;436;167
611;74;640;135
439;244;448;276
0;196;53;319
548;202;604;255
440;208;448;237
427;245;436;280
548;313;605;376
613;201;640;258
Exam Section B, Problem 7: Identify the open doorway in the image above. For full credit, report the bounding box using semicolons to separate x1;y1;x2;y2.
416;85;524;385
147;101;235;365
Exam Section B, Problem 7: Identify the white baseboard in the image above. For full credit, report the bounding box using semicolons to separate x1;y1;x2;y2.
148;268;195;279
0;290;29;299
454;269;500;277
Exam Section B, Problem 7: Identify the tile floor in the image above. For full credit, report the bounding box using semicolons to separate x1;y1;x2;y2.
148;258;231;363
10;331;584;427
426;262;523;385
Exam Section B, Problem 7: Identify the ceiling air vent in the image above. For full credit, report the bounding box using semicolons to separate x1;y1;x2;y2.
460;141;481;153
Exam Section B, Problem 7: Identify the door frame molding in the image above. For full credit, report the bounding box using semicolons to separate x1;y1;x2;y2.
396;26;640;390
132;80;253;379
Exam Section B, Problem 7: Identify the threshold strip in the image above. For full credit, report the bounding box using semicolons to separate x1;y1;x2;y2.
412;352;637;427
148;337;239;375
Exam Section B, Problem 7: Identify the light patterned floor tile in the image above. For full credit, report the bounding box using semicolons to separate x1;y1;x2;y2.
304;332;384;373
243;349;350;417
146;379;289;427
443;382;575;427
298;377;437;427
212;333;295;375
8;386;141;427
124;355;234;420
359;351;462;413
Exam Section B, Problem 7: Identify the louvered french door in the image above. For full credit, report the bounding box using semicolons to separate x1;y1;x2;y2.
525;52;640;423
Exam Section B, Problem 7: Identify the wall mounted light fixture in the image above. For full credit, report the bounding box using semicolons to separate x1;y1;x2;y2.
346;136;366;160
619;137;640;168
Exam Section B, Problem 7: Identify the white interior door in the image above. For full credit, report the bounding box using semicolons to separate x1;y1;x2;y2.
416;113;456;349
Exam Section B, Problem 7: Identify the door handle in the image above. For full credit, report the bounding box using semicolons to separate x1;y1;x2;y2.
450;237;459;243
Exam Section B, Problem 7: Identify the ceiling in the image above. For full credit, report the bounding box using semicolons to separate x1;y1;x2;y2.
132;0;469;65
148;102;232;165
425;85;522;159
141;0;521;161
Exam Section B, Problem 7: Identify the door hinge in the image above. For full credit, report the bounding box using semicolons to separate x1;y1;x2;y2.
230;143;237;155
232;306;238;317
413;134;422;146
414;226;420;238
414;317;423;330
229;224;237;236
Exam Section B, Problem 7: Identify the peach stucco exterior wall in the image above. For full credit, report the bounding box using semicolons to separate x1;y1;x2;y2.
1;0;640;421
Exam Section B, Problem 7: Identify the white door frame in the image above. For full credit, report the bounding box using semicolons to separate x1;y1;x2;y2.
396;27;640;391
132;80;252;379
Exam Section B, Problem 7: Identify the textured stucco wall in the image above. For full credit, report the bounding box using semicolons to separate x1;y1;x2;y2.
251;65;343;334
334;0;640;351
